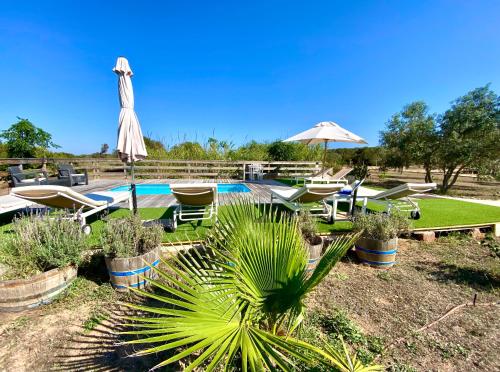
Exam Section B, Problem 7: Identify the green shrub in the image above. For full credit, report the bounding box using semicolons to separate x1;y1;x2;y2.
353;212;411;240
100;214;163;258
0;214;87;279
298;211;321;244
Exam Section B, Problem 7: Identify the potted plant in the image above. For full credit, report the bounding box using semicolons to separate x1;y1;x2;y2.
0;214;87;312
298;211;324;271
101;214;163;291
352;212;411;267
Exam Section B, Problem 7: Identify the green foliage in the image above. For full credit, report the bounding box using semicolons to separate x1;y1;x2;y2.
100;214;163;258
380;86;500;191
143;136;168;158
231;140;270;160
83;309;109;332
167;141;206;160
481;234;500;258
0;142;8;158
299;310;384;370
0;214;87;279
297;211;320;244
329;147;385;168
322;337;384;372
437;85;500;192
119;201;360;370
268;140;323;161
353;212;411;240
380;102;438;182
0;117;59;158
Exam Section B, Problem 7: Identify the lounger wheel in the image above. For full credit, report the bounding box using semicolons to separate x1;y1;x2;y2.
81;224;92;235
410;210;421;220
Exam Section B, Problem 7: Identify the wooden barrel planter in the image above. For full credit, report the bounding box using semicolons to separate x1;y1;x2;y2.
355;237;398;267
0;265;77;312
105;247;160;292
306;237;324;271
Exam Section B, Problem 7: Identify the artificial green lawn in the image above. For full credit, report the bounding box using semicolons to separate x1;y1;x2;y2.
0;198;498;245
275;179;500;231
371;198;500;229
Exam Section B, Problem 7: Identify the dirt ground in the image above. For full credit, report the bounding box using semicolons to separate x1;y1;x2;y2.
0;235;498;371
310;235;499;371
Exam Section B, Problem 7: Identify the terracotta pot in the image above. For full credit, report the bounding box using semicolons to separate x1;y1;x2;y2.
0;265;77;312
355;236;398;267
105;247;160;292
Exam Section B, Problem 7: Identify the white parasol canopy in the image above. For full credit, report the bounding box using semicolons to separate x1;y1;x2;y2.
284;121;367;170
114;57;147;163
283;121;367;145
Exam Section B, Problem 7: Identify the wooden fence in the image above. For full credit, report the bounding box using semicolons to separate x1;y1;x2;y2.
0;158;322;181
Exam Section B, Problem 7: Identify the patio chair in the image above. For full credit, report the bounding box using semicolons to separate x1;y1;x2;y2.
295;167;352;185
170;183;218;231
247;164;264;181
11;185;132;234
8;166;48;187
270;183;345;223
360;183;437;219
57;164;88;186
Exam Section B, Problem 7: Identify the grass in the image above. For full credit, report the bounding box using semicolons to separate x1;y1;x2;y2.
1;194;498;245
359;198;500;229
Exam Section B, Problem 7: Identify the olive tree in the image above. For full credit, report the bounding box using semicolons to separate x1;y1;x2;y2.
437;85;500;192
380;102;438;183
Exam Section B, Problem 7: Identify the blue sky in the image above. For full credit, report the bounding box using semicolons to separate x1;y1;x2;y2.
0;1;498;154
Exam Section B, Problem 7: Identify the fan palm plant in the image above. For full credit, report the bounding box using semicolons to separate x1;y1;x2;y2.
119;201;362;371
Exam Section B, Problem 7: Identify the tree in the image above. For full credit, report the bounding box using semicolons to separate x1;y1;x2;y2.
143;136;168;158
168;141;206;160
380;102;438;182
231;140;270;160
436;85;500;192
0;117;59;158
100;143;109;156
267;140;322;162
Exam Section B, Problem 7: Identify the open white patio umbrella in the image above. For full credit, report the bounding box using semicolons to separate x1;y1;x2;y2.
284;121;367;169
113;56;147;213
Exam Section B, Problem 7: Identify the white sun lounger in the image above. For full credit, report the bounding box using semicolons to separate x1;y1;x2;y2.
360;183;437;219
295;167;352;185
11;185;132;233
270;183;345;223
170;183;218;230
331;179;366;221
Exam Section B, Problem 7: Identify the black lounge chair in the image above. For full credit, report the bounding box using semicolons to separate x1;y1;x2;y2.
8;166;48;188
57;164;88;186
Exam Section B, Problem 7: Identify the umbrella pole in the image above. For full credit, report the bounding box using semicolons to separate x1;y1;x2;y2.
131;158;138;214
322;140;328;172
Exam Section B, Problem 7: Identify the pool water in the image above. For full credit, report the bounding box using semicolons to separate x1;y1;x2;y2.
110;183;251;195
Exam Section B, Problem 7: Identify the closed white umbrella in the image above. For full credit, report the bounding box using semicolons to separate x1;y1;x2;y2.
284;121;367;169
113;56;147;212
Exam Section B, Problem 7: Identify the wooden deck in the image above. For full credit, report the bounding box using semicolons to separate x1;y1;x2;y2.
72;178;290;208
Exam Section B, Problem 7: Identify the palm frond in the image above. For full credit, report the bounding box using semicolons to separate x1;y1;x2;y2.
320;337;384;372
119;200;361;370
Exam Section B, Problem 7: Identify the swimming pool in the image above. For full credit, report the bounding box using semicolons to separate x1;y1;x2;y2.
110;183;251;195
